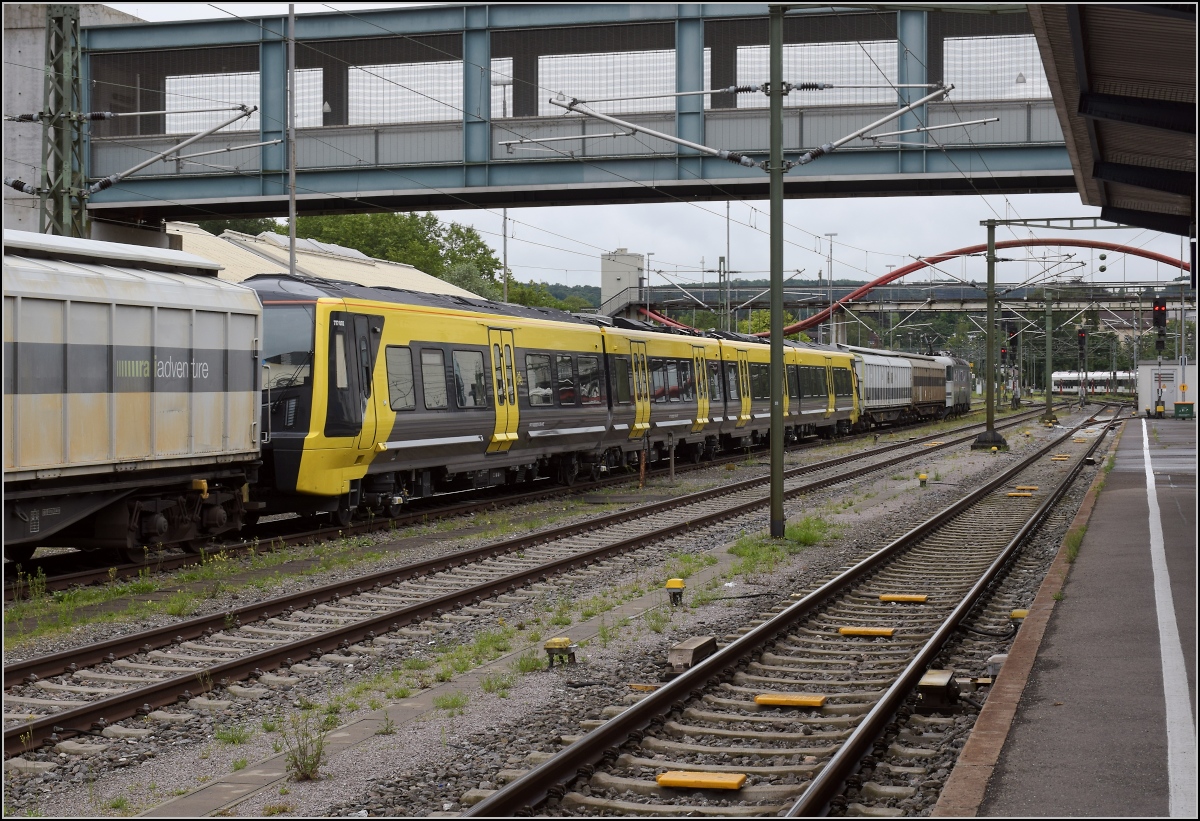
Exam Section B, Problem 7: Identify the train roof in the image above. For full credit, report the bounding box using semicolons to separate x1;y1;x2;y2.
3;229;222;276
244;272;599;328
837;343;943;361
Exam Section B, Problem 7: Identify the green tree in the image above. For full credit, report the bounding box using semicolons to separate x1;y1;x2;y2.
444;261;502;301
197;218;282;237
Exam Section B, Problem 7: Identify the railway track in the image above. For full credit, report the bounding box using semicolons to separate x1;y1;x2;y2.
2;405;1010;601
463;404;1123;817
0;404;1064;758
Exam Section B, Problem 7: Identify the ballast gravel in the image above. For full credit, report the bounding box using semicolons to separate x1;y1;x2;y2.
2;408;1104;817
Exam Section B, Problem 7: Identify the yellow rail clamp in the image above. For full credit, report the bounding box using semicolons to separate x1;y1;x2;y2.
838;626;895;637
629;683;660;692
1006;492;1033;497
656;771;746;790
1015;485;1039;491
879;594;927;603
1010;609;1029;621
754;693;827;708
1073;438;1088;443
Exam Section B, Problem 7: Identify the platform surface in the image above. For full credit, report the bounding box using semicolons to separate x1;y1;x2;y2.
981;416;1196;817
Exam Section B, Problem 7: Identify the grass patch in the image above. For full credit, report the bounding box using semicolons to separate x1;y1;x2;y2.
432;691;468;716
727;516;832;576
231;758;248;772
1064;526;1086;563
664;552;718;579
214;723;252;745
1052;590;1065;601
643;607;670;633
510;650;546;674
481;670;517;697
262;803;295;816
106;797;129;810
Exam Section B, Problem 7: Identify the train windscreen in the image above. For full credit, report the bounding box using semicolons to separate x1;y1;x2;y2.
262;303;315;389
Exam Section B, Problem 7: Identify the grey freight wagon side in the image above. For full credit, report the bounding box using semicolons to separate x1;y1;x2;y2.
3;230;263;561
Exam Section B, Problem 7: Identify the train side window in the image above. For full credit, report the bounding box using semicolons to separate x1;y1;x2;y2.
503;344;516;404
421;349;448;409
385;346;415;411
453;350;487;408
333;328;349;390
666;361;681;402
650;358;667;403
725;362;740;399
526;353;553;406
556;354;576;405
492;344;505;405
708;361;723;402
750;363;770;400
614;357;632;404
787;365;800;400
578;355;603;405
354;315;373;398
678;359;695;401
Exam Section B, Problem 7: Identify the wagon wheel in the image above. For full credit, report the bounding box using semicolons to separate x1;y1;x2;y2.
181;539;208;555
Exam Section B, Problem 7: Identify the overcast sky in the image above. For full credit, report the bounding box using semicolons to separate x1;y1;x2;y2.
104;3;1191;292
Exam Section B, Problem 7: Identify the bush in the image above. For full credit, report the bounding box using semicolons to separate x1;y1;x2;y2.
281;711;325;781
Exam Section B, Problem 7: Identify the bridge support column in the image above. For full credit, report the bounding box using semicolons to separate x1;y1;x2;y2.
897;10;928;176
463;6;491;188
676;7;704;180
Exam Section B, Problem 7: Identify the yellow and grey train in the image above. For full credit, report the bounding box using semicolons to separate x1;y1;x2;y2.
248;273;860;524
6;231;969;562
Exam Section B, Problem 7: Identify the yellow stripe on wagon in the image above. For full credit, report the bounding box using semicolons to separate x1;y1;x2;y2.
879;594;927;603
838;627;895;637
754;693;827;708
656;771;746;790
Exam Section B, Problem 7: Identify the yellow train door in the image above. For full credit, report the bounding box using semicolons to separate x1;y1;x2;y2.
487;328;519;452
692;346;709;432
631;341;650;439
824;356;835;417
736;350;751;427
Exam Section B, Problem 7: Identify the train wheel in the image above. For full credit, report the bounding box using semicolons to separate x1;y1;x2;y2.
686;444;702;464
3;544;36;564
382;500;403;519
334;497;353;528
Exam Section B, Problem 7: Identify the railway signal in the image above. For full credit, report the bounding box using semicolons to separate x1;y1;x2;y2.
1077;328;1087;350
1000;345;1008;363
1152;298;1167;327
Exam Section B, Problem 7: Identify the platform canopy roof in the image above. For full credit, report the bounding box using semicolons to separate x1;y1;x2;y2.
1029;4;1195;238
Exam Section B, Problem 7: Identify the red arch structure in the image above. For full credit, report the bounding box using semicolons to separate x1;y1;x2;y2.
753;238;1190;338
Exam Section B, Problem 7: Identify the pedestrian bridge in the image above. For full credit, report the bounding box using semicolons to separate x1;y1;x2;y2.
80;3;1074;222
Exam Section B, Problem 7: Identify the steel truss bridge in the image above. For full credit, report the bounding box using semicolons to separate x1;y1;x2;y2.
77;3;1074;223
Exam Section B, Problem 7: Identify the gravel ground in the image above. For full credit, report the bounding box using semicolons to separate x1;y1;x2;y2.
3;407;1097;817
